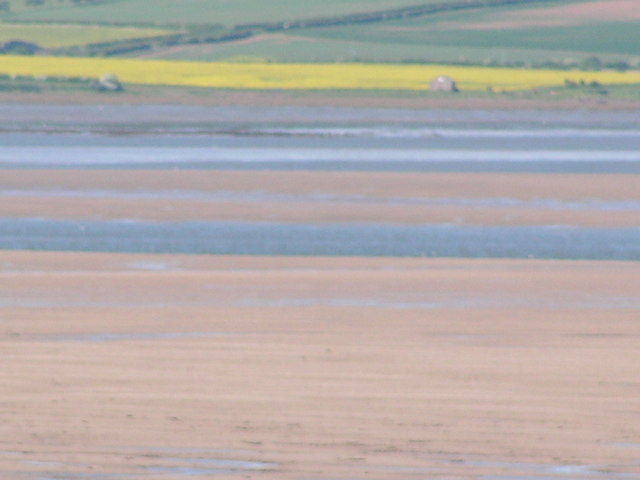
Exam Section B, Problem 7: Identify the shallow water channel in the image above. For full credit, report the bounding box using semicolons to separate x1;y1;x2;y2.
2;218;638;260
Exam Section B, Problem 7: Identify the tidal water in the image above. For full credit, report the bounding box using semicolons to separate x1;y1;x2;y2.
2;110;639;260
1;126;640;172
2;218;639;260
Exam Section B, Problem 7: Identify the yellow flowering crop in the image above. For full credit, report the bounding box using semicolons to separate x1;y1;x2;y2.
1;55;639;91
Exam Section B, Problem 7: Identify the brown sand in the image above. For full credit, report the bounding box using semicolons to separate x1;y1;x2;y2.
2;133;639;478
1;251;640;479
2;170;639;227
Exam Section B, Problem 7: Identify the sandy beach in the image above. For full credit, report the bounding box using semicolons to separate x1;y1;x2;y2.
2;170;639;227
1;251;639;480
1;99;638;479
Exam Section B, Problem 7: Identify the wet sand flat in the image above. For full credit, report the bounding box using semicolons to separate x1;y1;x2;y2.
1;251;639;479
2;170;639;227
2;103;638;479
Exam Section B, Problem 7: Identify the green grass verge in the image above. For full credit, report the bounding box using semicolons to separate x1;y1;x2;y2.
0;73;95;92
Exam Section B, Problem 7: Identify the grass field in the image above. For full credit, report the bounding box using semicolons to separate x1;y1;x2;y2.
2;55;640;92
303;11;640;57
0;23;172;49
1;0;639;75
123;0;640;68
0;0;441;26
145;31;636;66
282;0;640;65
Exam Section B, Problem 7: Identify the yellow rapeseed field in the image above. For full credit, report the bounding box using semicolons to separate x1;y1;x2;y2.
2;55;640;91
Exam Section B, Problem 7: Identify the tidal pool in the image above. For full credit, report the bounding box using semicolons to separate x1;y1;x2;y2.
3;448;275;479
1;218;639;260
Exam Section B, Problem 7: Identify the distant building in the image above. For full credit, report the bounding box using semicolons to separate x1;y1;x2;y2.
430;75;458;92
96;73;123;92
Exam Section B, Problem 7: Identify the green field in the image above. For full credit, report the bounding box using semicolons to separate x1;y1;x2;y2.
1;0;639;75
127;0;640;69
147;27;637;67
300;4;640;58
0;23;172;49
0;0;442;26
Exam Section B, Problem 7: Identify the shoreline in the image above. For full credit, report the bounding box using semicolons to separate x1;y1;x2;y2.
2;99;640;135
2;87;640;112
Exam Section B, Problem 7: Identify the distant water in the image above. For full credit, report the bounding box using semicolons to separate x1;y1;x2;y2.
2;123;639;259
1;129;639;172
2;188;639;212
2;219;638;260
